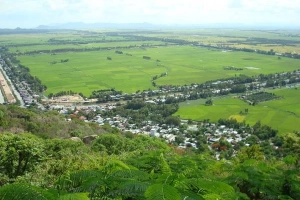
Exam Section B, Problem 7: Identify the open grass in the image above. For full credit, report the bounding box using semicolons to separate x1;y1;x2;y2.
0;31;126;45
138;29;300;53
17;45;300;96
175;88;300;134
9;41;167;53
17;51;165;95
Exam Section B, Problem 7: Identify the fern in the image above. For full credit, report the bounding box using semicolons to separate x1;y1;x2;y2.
145;183;181;200
58;193;89;200
183;178;235;199
56;170;102;192
109;180;150;198
202;193;222;200
227;160;284;199
74;176;107;193
0;183;55;200
111;169;150;181
102;160;131;174
159;153;172;174
176;188;205;200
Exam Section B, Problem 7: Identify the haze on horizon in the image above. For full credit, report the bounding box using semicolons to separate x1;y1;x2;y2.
0;0;300;29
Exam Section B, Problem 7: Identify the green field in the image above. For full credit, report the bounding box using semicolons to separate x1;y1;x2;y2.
0;32;126;45
175;88;300;134
17;51;164;95
17;45;300;95
9;41;167;53
138;29;300;53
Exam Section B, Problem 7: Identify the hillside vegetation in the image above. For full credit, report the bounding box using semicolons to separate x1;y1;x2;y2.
0;105;104;138
0;105;299;199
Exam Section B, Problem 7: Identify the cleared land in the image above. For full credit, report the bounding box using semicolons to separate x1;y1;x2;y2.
0;69;16;103
175;88;300;134
16;45;300;95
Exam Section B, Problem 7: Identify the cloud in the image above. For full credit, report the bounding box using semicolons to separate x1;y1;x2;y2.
0;0;299;28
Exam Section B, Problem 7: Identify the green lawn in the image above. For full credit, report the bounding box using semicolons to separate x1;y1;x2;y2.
175;88;300;135
17;46;300;96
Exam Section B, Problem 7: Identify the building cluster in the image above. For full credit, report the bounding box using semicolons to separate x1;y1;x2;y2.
203;123;250;146
49;103;255;153
0;56;43;108
16;81;36;105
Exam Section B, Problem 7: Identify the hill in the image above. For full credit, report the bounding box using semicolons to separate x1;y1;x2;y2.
0;104;299;199
0;104;105;138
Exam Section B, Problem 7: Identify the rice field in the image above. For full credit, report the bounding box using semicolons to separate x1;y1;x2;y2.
16;45;300;95
175;88;300;134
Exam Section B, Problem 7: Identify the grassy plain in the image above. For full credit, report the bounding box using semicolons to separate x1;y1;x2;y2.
0;32;125;45
17;45;300;95
17;51;164;95
175;88;300;134
9;41;167;53
138;29;300;53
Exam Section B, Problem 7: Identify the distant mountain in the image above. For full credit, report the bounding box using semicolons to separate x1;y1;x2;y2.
36;25;50;29
35;22;298;30
36;22;161;29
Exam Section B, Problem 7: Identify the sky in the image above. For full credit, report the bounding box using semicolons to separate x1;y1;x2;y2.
0;0;300;28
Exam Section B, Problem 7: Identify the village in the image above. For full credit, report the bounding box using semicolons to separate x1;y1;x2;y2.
47;100;278;160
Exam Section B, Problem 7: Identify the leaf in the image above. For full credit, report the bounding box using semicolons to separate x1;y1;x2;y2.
56;170;102;191
159;153;172;174
283;155;297;166
177;189;205;200
145;183;181;200
111;169;150;181
74;176;106;193
58;193;89;200
202;193;222;200
0;183;55;200
102;160;131;174
187;178;234;196
110;180;150;198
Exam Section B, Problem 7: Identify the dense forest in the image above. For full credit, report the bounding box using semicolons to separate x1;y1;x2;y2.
0;105;299;199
